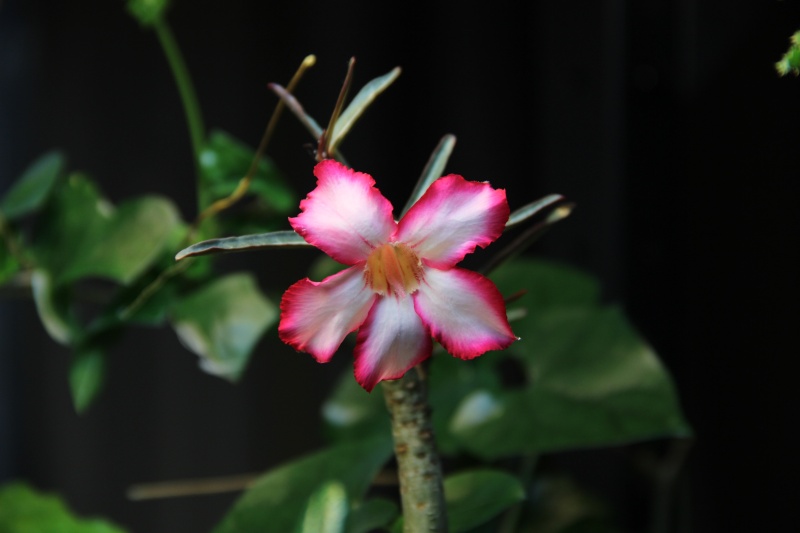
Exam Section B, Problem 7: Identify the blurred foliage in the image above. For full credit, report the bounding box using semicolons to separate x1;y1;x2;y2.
0;483;128;533
776;30;800;76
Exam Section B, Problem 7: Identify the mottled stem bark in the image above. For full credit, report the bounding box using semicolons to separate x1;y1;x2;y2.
382;366;448;533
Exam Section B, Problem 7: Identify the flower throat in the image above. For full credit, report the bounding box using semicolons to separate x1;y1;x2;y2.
364;243;424;297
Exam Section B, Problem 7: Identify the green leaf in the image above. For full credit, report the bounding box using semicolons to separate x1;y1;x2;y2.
295;481;348;533
445;470;525;533
444;259;691;459
401;134;456;217
0;482;128;533
60;195;180;285
175;230;310;261
213;437;392;533
126;0;171;26
31;269;74;344
69;347;106;414
0;151;64;220
329;68;401;153
776;30;800;76
322;371;391;444
170;273;277;381
0;241;20;284
345;498;398;533
33;174;180;286
200;130;296;214
506;194;566;229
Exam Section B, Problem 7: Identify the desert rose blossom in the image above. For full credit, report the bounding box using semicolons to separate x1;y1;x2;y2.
279;159;517;391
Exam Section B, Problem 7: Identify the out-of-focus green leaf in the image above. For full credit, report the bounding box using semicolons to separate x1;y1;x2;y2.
401;134;456;217
295;481;348;533
776;31;800;76
213;437;392;533
126;0;171;26
170;273;277;381
329;68;401;153
345;498;398;533
59;196;180;285
69;347;106;414
175;230;310;261
445;470;525;533
33;174;180;286
200;130;296;213
428;355;503;456
0;241;20;284
0;482;128;533
31;269;74;345
444;259;691;459
322;371;390;444
0;151;64;220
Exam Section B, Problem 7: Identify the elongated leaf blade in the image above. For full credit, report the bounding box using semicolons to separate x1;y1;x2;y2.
401;134;456;216
506;194;566;228
175;230;310;260
269;83;324;139
330;68;401;152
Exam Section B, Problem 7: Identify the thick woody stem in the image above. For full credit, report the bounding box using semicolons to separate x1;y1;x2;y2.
382;366;448;533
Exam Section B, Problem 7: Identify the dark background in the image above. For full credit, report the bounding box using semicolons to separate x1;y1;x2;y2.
2;1;799;531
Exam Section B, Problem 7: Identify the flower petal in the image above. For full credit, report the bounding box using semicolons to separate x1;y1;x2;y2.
353;295;432;392
413;267;516;359
396;175;509;268
290;160;396;265
279;266;376;362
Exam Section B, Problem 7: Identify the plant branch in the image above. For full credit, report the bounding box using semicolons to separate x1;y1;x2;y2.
153;17;206;207
382;365;448;533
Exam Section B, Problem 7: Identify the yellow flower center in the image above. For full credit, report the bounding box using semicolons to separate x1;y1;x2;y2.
364;243;424;297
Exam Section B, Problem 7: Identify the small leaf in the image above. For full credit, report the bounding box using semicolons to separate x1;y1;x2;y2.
776;30;800;76
0;482;128;533
171;273;277;381
296;481;348;533
445;470;525;533
69;347;106;413
200;130;296;214
0;151;64;220
31;269;74;345
126;0;171;26
0;241;20;284
345;498;398;533
506;194;566;229
401;134;456;217
175;230;310;261
213;437;392;533
329;67;401;153
268;83;325;140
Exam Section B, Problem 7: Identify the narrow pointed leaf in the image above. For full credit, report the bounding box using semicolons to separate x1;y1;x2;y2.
506;194;566;228
296;481;348;533
0;151;64;220
445;470;525;533
69;347;106;413
213;437;392;533
269;83;324;139
175;230;310;260
171;273;277;381
329;67;401;152
401;134;456;216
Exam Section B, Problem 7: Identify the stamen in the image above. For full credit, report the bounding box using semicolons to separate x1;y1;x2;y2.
364;243;424;297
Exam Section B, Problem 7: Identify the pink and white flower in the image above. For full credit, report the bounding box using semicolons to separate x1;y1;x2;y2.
279;160;517;391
